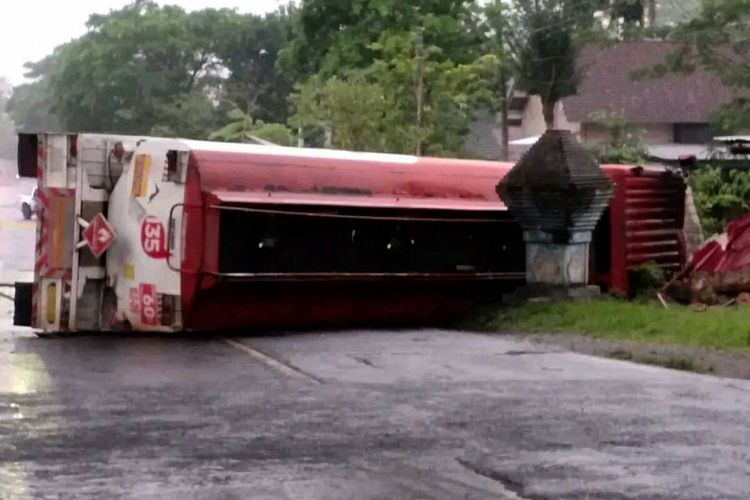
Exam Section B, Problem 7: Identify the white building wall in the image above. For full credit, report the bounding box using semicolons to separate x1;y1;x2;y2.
581;122;674;146
513;97;582;140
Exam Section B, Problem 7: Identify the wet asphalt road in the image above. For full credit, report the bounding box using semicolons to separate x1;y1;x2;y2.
2;175;750;499
2;329;750;499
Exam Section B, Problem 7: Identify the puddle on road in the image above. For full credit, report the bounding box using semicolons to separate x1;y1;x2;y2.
0;462;32;500
0;351;52;394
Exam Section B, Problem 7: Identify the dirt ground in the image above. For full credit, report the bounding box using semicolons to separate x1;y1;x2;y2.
517;333;750;380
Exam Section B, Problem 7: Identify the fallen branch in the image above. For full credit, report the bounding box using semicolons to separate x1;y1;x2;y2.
657;292;670;310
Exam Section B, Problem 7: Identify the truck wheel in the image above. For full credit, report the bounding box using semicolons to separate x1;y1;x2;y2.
21;203;32;220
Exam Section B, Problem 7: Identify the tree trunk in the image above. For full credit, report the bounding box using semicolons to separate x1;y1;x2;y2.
542;99;555;130
500;87;510;161
496;14;510;161
415;27;426;156
498;58;510;161
646;0;656;27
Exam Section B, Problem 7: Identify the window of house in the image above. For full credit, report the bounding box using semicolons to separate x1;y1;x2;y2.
674;123;713;144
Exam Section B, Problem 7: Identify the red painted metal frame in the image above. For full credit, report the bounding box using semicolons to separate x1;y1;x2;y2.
602;165;686;294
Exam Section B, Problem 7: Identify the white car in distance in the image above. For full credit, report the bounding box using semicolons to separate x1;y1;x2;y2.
19;188;38;220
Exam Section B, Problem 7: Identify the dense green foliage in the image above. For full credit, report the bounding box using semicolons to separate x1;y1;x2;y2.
690;167;750;235
0;78;16;159
218;7;298;124
7;2;295;140
285;0;499;154
283;0;484;76
209;108;295;146
3;0;701;156
588;110;648;164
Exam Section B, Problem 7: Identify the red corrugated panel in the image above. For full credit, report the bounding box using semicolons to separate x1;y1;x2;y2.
605;167;686;293
693;214;750;273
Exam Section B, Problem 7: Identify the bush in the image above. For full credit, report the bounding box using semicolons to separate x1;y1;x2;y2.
690;166;750;235
588;110;648;165
629;261;665;297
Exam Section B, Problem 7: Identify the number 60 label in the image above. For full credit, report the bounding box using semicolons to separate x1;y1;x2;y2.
139;283;158;326
140;216;169;258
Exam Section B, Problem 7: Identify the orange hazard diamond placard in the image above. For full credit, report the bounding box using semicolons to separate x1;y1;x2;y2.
82;213;116;258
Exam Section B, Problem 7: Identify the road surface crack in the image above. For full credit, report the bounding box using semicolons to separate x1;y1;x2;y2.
498;350;549;356
352;355;375;367
455;457;535;500
223;338;323;384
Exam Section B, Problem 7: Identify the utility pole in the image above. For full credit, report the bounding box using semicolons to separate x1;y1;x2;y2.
415;26;426;156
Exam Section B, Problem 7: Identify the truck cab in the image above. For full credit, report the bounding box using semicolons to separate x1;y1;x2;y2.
14;133;186;333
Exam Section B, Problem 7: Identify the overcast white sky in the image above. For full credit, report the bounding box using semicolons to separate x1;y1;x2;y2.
0;0;288;85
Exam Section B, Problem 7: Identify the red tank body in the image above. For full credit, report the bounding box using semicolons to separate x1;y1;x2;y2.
15;134;685;334
179;142;521;330
175;142;684;330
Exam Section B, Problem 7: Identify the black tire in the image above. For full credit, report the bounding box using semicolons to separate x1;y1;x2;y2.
21;203;32;220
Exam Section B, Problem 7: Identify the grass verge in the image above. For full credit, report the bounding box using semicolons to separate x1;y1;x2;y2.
469;298;750;352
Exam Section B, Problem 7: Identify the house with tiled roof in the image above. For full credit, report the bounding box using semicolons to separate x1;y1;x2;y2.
466;41;738;161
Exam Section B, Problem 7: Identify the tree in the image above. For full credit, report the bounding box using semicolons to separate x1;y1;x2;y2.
210;107;295;146
40;2;232;136
588;110;648;164
0;78;16;160
285;1;497;156
9;2;296;140
283;0;482;78
512;1;583;129
486;0;672;133
217;8;297;124
6;81;61;133
482;1;516;160
289;27;498;156
290;74;415;152
374;34;499;155
5;53;63;133
690;166;750;234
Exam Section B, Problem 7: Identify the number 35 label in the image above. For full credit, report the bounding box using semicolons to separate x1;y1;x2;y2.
140;216;169;258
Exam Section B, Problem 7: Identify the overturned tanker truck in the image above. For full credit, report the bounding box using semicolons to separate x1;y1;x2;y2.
12;133;686;334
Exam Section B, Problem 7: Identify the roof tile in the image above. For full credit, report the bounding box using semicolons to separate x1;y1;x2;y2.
562;41;737;124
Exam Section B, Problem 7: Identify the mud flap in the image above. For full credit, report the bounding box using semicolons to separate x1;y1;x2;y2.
13;282;33;326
